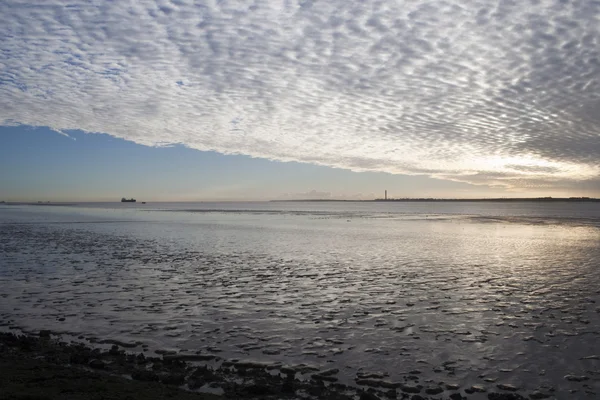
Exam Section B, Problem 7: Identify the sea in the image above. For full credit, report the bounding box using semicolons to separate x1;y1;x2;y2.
1;201;600;397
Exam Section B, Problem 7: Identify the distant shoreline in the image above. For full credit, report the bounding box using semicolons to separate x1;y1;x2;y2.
272;197;600;203
1;198;599;205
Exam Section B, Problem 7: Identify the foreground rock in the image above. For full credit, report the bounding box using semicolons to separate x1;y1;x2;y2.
0;332;392;400
0;347;219;400
0;331;570;400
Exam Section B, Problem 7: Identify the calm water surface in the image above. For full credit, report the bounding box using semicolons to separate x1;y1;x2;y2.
1;201;600;397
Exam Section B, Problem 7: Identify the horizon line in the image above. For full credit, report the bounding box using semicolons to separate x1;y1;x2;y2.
2;196;600;205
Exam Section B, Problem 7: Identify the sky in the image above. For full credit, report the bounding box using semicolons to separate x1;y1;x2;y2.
1;0;600;201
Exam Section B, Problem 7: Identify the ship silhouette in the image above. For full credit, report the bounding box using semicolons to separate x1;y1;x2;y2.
121;197;136;203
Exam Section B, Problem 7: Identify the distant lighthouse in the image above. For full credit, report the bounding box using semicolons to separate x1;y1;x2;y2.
385;190;387;200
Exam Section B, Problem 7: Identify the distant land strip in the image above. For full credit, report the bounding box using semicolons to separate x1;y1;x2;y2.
272;197;600;202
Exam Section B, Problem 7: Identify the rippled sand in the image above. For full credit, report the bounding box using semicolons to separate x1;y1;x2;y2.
1;204;600;398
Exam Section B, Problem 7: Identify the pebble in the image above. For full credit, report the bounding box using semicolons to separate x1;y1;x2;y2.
425;386;443;395
38;330;51;338
399;384;422;393
564;374;589;382
529;391;551;399
465;385;487;393
487;393;526;400
320;368;340;376
497;383;519;391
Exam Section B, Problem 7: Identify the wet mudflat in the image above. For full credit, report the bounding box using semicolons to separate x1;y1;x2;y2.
1;203;600;399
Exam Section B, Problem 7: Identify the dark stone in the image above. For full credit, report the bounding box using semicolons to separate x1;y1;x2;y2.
425;386;443;395
97;339;139;348
39;330;51;338
312;373;338;382
326;393;354;400
488;393;526;400
190;366;215;378
466;385;487;394
449;394;464;400
151;361;163;370
497;384;519;392
308;385;325;396
58;317;65;322
160;373;186;385
529;391;551;399
17;336;33;351
320;368;340;376
245;384;274;396
162;357;186;368
564;374;589;382
360;391;381;400
131;370;159;382
69;351;90;364
400;384;421;393
88;359;104;369
331;382;348;391
135;353;146;364
109;345;120;355
162;353;218;362
281;379;294;393
411;396;426;400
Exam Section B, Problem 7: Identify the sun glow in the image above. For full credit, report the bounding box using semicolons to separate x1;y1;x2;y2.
472;155;599;180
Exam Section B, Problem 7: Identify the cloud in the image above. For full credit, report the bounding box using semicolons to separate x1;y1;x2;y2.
1;0;600;189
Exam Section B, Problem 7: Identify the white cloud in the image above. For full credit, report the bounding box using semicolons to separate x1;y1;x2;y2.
1;0;600;189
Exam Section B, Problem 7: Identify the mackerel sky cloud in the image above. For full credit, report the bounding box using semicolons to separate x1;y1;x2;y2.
1;0;600;190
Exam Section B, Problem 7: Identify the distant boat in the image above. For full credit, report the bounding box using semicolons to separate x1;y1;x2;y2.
121;197;136;203
141;202;146;204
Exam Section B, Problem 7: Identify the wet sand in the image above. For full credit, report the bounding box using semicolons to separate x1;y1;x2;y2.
2;204;600;399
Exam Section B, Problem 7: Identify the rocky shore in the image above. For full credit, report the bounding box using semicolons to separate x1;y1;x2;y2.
0;331;559;400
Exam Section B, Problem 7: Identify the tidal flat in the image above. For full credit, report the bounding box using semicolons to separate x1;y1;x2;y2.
1;202;600;399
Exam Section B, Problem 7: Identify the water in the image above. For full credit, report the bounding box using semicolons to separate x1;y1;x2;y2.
1;201;600;397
